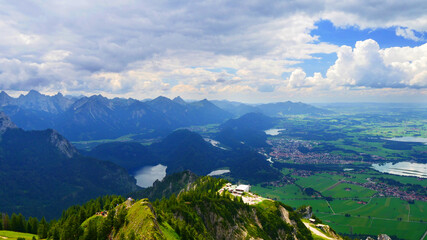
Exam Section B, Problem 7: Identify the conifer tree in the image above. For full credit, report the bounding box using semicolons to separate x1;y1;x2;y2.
83;219;98;240
27;217;39;234
98;209;115;240
10;213;26;232
37;217;48;239
2;214;9;230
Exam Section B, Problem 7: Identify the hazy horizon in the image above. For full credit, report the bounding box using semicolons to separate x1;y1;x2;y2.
2;89;427;105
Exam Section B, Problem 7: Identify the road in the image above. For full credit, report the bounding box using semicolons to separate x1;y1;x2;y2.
420;229;427;240
303;222;335;240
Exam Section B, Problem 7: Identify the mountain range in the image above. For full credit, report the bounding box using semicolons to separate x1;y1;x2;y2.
212;99;333;117
0;112;139;219
0;90;331;141
87;128;281;184
0;91;232;141
0;110;280;219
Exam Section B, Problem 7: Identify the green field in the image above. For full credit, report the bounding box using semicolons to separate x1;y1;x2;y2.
295;173;343;193
328;199;368;213
276;112;427;160
0;230;38;240
322;183;377;198
285;199;333;214
409;200;426;221
252;170;427;240
315;214;426;240
251;184;307;200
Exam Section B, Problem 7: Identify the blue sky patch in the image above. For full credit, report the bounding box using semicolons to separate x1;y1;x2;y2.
294;53;337;76
311;20;425;48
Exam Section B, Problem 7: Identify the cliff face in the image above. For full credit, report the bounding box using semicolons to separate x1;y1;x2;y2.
0;111;17;134
48;129;78;158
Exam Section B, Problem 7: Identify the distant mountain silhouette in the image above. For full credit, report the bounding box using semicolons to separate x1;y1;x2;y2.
212;99;332;117
0;90;232;140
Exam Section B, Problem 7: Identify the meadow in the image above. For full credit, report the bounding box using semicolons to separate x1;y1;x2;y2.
252;171;427;240
0;230;37;240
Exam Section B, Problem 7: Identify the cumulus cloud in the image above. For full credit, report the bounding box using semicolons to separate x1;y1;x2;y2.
326;39;406;88
287;39;427;90
0;1;426;101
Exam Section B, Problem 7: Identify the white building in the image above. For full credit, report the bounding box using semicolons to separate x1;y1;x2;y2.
235;184;251;193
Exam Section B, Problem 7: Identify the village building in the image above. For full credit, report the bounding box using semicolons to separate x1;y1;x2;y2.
234;184;251;194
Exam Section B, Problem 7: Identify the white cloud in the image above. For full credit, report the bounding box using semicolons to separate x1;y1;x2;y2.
322;0;427;32
395;27;422;41
287;39;427;90
326;39;406;88
0;1;426;102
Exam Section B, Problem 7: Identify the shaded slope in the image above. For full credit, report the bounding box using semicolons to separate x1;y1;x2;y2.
130;170;198;201
86;142;160;172
216;112;276;149
0;116;138;219
90;129;281;183
151;129;226;175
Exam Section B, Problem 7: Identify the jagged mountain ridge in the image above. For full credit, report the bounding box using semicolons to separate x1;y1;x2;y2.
0;91;232;140
0;113;139;219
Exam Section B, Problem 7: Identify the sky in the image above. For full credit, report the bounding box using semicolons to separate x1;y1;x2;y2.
0;1;426;103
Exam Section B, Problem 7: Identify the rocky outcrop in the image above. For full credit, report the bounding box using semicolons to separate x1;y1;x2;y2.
48;129;78;158
366;234;392;240
0;112;17;134
298;206;313;219
377;234;392;240
316;224;343;240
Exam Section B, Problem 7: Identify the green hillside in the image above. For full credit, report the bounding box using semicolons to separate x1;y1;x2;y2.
42;174;321;240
